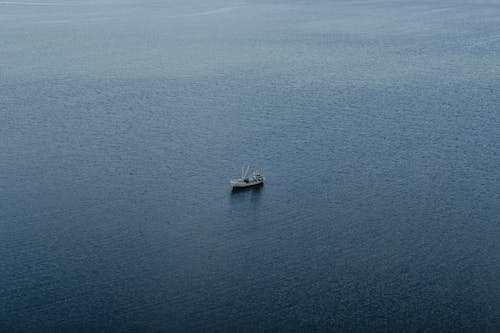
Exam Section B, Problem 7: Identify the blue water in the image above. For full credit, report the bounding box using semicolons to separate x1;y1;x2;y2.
1;0;500;331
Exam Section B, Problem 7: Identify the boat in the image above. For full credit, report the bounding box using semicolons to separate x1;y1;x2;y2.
230;165;264;188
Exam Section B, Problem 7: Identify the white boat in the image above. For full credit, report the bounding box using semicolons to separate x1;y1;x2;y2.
230;165;264;188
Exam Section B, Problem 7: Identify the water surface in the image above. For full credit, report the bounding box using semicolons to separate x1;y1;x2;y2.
1;0;500;331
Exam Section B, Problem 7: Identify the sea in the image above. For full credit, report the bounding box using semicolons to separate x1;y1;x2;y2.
1;0;500;331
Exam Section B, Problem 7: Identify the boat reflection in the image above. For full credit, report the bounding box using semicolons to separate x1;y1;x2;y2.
229;183;264;215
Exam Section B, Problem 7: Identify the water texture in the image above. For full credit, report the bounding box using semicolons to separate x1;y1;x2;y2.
1;0;500;332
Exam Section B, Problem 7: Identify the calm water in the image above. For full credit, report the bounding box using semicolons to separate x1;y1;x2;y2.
1;0;500;331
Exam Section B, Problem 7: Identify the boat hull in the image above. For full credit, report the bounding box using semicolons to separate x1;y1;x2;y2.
230;178;264;188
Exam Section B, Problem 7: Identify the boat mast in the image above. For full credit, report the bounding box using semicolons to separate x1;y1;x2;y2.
242;165;250;179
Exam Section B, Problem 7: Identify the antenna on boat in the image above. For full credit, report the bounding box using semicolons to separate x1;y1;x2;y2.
243;165;250;179
239;164;251;179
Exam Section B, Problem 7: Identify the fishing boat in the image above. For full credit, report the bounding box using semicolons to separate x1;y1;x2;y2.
230;165;264;188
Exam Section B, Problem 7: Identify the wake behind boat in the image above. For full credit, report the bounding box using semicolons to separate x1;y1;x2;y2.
230;165;264;188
